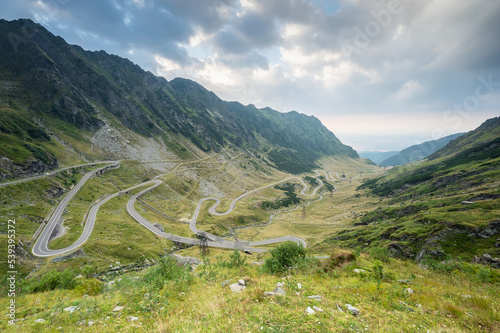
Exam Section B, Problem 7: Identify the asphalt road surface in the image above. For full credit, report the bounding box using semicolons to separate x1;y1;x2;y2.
31;162;343;257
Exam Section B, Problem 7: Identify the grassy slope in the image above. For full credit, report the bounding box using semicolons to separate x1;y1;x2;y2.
0;248;498;332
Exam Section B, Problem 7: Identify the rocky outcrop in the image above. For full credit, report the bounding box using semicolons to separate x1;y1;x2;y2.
0;156;58;180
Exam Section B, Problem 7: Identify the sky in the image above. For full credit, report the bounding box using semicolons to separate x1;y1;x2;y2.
2;0;499;151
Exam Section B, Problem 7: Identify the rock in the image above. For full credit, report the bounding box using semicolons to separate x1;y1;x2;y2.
388;242;414;259
405;288;414;295
462;201;474;205
273;286;286;295
276;282;285;288
478;228;496;239
305;306;316;315
64;306;78;313
472;254;500;268
171;254;202;266
461;295;472;298
297;283;302;290
306;295;322;300
313;306;323;312
229;283;246;293
335;303;344;312
346;304;360;316
398;279;410;284
238;279;245;286
88;321;95;326
353;269;366;274
128;316;139;322
112;306;124;312
75;274;83;279
35;318;45;323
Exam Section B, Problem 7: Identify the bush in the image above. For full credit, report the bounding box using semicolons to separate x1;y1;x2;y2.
263;241;307;274
368;247;391;263
21;269;77;293
321;252;357;273
143;256;192;291
226;249;246;268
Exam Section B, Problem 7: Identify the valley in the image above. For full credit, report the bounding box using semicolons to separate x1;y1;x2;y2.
0;18;498;333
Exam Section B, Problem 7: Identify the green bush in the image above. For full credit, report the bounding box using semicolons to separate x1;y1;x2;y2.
227;249;246;268
21;269;77;293
321;252;357;273
143;256;192;290
263;241;307;274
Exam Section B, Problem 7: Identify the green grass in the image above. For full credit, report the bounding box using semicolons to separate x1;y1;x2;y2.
1;248;498;332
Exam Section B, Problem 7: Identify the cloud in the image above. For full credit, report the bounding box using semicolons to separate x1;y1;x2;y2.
1;0;499;151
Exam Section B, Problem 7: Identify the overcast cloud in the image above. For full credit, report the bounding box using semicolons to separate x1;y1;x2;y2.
1;0;499;151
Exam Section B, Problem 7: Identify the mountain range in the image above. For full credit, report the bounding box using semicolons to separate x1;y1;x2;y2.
0;18;358;178
377;133;465;167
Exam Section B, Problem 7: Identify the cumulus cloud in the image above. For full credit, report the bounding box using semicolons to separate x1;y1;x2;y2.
1;0;499;150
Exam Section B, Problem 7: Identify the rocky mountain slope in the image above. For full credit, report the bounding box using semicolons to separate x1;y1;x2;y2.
0;18;357;178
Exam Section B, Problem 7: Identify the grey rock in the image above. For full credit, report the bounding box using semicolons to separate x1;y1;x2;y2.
346;304;360;316
273;286;286;295
306;295;322;300
305;306;315;315
478;228;496;239
353;269;366;274
238;279;245;286
229;283;246;293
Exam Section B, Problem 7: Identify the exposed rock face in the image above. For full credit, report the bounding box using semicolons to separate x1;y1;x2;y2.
44;185;65;199
0;156;58;180
472;254;500;269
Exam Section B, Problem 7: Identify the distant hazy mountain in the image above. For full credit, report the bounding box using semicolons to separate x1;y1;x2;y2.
379;133;465;167
0;19;358;177
359;151;398;164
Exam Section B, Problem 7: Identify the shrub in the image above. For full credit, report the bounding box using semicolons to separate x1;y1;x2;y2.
263;241;306;274
321;252;356;273
227;249;246;268
369;247;391;263
143;256;192;290
21;269;77;293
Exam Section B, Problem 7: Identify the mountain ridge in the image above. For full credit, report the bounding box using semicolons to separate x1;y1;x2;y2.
378;133;465;167
0;18;358;177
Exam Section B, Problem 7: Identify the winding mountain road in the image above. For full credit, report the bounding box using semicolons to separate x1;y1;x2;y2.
31;161;333;257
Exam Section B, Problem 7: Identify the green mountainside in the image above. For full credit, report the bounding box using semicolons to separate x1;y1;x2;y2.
0;18;357;177
378;133;464;167
328;117;500;262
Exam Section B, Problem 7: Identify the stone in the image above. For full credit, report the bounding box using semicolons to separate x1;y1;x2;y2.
398;279;410;284
305;306;315;315
346;304;360;316
35;318;45;323
128;316;139;322
88;321;95;326
273;286;286;295
238;279;245;286
112;306;124;312
405;288;414;295
306;295;322;300
275;282;285;287
335;303;344;312
313;306;323;312
297;283;302;289
229;283;246;293
64;306;78;313
478;228;496;239
353;269;366;274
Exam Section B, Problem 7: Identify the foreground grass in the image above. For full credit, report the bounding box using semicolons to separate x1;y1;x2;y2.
1;248;498;332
